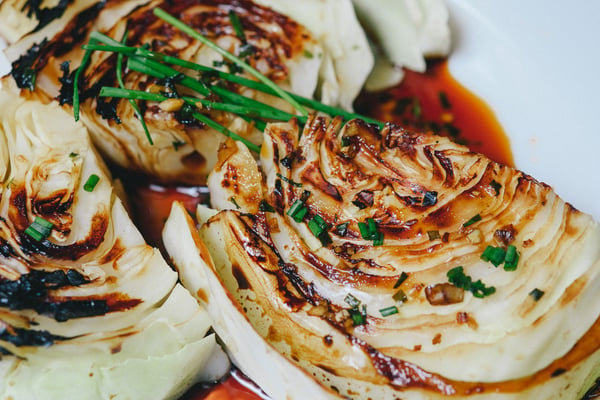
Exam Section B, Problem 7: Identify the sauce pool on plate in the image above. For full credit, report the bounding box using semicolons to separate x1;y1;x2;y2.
354;59;513;167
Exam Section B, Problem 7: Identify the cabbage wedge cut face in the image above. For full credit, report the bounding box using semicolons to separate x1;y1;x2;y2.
0;78;227;400
165;116;600;399
1;0;328;185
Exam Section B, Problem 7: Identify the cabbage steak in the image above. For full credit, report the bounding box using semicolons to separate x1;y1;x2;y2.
164;116;600;399
2;0;374;185
0;78;227;400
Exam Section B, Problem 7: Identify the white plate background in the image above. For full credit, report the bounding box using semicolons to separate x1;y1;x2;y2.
446;0;600;220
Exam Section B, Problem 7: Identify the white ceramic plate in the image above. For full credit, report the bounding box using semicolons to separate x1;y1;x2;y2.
446;0;600;221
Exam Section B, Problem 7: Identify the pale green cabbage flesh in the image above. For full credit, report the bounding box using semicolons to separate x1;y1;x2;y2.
0;78;228;400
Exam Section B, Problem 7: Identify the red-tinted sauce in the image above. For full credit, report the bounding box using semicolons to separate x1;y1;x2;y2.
180;369;267;400
126;59;516;400
355;59;513;167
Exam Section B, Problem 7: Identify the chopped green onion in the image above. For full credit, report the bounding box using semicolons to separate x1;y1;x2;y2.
348;306;366;326
308;214;328;237
481;244;519;270
447;266;495;298
153;8;309;116
83;174;100;192
24;226;44;242
367;218;378;237
335;221;349;236
32;216;53;230
372;231;384;246
463;213;482;227
393;272;409;288
358;221;370;239
228;10;246;42
503;245;519;271
358;217;384;245
344;293;360;308
24;216;54;242
287;199;308;222
480;245;495;262
489;246;506;267
316;231;332;246
393;289;408;303
292;207;308;222
276;173;303;187
379;305;399;317
529;288;544;301
427;230;441;241
259;200;275;212
116;31;153;145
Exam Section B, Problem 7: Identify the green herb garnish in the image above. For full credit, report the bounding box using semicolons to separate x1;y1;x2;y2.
228;10;247;42
344;293;360;308
447;266;495;298
358;217;384;246
463;213;482;227
379;305;399;317
348;304;367;326
393;289;408;303
503;245;519;271
83;174;100;192
153;8;308;116
481;244;520;270
427;230;441;241
259;200;275;212
24;216;54;242
276;173;303;187
529;288;544;301
116;31;153;144
393;272;409;288
287;199;308;222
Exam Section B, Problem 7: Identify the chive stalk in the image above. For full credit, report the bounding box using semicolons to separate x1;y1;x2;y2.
99;87;260;153
116;31;153;145
83;34;383;127
228;10;246;42
73;38;99;121
153;8;309;116
393;272;409;288
344;293;360;308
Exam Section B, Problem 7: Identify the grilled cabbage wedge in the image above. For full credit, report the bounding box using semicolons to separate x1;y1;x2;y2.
1;0;377;185
164;116;600;399
0;77;228;400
